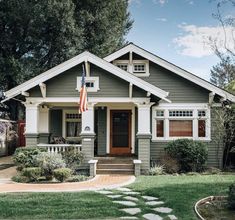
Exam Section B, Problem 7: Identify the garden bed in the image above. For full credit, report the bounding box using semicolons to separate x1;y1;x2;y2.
195;196;235;220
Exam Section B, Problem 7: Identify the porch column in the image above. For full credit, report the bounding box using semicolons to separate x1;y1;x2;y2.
80;103;96;169
136;103;153;174
24;102;40;146
38;106;50;144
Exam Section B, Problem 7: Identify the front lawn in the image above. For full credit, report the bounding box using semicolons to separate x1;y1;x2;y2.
0;174;234;219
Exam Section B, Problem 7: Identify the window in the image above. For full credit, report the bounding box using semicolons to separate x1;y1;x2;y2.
63;111;81;139
153;105;210;141
116;63;128;71
133;63;146;73
77;77;99;92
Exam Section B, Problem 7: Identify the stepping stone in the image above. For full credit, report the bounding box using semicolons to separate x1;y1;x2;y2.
168;215;177;220
123;196;139;201
97;190;113;194
116;187;132;192
113;201;137;206
123;191;140;195
143;213;163;220
142;196;158;201
120;217;138;219
107;195;123;199
146;201;164;206
121;208;141;215
153;207;173;214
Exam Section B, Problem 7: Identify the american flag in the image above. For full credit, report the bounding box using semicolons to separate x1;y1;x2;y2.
79;64;88;113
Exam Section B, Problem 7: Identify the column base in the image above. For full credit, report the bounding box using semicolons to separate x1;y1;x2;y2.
25;133;39;147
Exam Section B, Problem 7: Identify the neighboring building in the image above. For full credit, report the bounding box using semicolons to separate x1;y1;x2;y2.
2;43;235;174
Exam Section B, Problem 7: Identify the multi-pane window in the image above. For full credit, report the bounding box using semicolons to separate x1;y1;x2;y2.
65;113;81;138
153;106;210;140
133;63;146;73
116;64;128;71
77;77;99;92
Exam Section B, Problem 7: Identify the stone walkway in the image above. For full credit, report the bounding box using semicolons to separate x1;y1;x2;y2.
0;156;17;184
97;187;177;220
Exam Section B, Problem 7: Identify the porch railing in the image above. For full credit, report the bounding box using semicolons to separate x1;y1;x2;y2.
37;144;82;154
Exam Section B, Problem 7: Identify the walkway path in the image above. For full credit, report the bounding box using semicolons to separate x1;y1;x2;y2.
0;156;17;184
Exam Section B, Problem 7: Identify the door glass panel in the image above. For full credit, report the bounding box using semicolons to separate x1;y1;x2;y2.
112;112;129;147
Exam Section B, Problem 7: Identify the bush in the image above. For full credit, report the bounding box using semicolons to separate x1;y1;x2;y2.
22;167;42;182
165;139;208;172
149;165;165;175
61;147;84;172
13;147;46;171
11;174;28;183
53;168;72;182
205;167;221;175
35;152;66;180
159;154;180;174
228;184;235;210
67;175;89;182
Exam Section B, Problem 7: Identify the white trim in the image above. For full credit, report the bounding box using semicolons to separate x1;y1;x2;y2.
3;51;171;103
106;104;135;154
25;97;151;104
76;76;100;92
152;103;211;141
104;43;235;102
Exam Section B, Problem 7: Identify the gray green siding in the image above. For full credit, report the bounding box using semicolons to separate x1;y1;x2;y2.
28;64;146;98
49;109;62;137
97;107;107;156
150;107;223;168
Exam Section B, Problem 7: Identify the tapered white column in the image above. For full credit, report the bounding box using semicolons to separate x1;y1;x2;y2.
81;103;96;134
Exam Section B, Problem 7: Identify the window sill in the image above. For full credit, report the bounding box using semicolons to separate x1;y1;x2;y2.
152;138;211;142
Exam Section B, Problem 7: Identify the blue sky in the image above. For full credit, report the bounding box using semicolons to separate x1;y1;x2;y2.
127;0;234;81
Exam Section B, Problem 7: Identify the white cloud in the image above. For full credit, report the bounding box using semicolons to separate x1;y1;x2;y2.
152;0;168;5
156;17;167;22
173;24;235;58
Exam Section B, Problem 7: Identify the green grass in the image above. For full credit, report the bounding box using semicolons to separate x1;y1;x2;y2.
0;175;234;219
130;174;235;220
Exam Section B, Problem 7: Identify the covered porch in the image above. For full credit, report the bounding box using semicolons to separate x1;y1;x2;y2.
24;97;153;173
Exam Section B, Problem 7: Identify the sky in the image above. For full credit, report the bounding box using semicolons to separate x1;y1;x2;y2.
127;0;235;81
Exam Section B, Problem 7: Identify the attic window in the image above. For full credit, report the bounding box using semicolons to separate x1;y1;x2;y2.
132;60;149;77
133;63;146;73
76;77;99;92
117;63;128;71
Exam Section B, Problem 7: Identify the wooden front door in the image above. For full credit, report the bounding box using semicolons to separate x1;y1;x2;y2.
110;110;131;155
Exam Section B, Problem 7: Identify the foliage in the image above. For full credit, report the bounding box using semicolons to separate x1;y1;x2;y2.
204;167;222;175
61;147;84;172
22;167;42;182
210;57;235;89
159;154;180;174
0;0;133;93
35;152;65;179
149;164;165;175
228;183;235;210
11;174;28;183
53;168;72;182
13;147;46;170
67;175;90;182
165;139;208;172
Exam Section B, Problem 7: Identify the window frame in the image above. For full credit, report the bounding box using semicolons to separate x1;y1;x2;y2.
76;76;99;92
62;110;82;140
152;104;211;141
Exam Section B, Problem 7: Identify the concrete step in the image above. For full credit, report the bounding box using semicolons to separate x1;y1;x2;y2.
97;164;134;170
96;168;134;175
96;157;134;165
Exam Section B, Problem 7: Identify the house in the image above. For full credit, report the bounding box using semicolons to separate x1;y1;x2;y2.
2;43;235;175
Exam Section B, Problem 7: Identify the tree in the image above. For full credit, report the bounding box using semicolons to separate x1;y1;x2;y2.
210;57;235;88
0;0;133;92
73;0;133;57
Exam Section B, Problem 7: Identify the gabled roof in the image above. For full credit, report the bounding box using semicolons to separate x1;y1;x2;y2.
104;43;235;102
2;51;171;103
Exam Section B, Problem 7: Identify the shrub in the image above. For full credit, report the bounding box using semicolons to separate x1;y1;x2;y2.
149;164;165;175
61;147;84;172
53;168;72;182
11;174;28;183
22;167;42;182
67;175;89;182
165;139;208;172
159;154;180;174
228;184;235;210
205;167;221;175
13;147;46;171
35;152;66;180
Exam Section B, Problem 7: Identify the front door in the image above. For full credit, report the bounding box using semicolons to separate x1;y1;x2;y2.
110;110;131;155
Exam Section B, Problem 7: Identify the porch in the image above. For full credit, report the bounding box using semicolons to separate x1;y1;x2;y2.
25;97;153;174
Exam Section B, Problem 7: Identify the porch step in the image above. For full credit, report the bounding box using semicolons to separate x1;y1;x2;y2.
96;157;134;175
